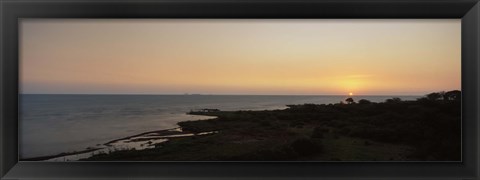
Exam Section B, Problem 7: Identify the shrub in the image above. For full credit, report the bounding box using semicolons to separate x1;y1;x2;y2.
358;99;371;104
259;120;272;127
290;138;323;156
386;97;402;103
311;127;328;139
426;92;443;101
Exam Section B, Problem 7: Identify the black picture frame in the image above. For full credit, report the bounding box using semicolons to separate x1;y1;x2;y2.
1;0;479;179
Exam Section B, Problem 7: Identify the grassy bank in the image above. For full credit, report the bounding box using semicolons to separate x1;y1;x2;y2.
84;91;461;161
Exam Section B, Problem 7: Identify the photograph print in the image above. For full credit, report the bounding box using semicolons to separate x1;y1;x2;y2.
19;19;461;161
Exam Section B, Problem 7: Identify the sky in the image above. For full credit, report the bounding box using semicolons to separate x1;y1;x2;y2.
20;19;461;95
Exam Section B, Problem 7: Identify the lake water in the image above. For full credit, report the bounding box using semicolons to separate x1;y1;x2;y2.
20;94;420;159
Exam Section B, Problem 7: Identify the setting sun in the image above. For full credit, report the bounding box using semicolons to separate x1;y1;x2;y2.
349;92;353;96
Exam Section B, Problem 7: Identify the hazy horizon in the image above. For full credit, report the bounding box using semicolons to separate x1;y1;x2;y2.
19;92;442;96
20;19;461;96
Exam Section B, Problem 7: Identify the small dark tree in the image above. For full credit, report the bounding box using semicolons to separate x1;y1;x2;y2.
358;99;371;104
444;90;461;101
386;97;402;103
426;92;442;101
345;97;355;104
439;91;446;100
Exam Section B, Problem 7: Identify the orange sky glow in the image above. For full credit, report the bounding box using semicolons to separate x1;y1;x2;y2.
20;19;461;95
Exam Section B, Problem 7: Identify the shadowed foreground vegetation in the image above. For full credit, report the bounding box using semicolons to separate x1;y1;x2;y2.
84;90;461;161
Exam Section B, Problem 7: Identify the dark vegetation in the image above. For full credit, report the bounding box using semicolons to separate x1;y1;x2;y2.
84;90;461;161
